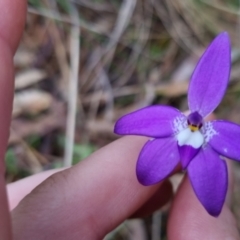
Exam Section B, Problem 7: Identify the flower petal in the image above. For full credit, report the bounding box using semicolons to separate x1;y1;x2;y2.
177;128;204;168
188;145;228;217
178;145;200;169
188;32;231;117
136;137;179;185
207;120;240;161
114;105;186;138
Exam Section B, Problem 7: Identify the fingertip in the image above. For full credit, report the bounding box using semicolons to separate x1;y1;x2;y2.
0;1;27;52
168;175;239;240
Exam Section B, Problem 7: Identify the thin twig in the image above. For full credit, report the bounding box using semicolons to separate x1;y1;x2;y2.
117;0;153;87
28;6;106;35
71;0;114;12
64;4;80;167
80;0;137;88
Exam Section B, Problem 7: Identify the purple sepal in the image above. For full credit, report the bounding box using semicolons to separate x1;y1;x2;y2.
208;120;240;161
178;145;200;169
136;137;179;185
188;145;228;217
114;105;185;138
188;32;231;117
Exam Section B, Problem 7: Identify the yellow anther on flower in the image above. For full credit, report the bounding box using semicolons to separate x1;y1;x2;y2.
189;124;199;132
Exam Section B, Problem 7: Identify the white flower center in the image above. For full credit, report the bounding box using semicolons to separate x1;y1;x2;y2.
177;128;204;148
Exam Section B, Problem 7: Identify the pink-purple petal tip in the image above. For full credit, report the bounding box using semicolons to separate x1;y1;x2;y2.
188;32;231;117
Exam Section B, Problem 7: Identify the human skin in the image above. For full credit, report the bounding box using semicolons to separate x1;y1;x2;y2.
0;1;239;239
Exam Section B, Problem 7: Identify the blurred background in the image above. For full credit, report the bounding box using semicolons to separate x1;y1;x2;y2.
8;0;240;239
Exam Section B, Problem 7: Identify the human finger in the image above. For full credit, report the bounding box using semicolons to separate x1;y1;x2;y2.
167;161;239;240
0;1;26;239
8;168;172;216
12;136;166;239
0;0;27;53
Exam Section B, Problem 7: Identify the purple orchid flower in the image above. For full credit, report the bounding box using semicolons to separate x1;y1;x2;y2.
114;32;240;217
